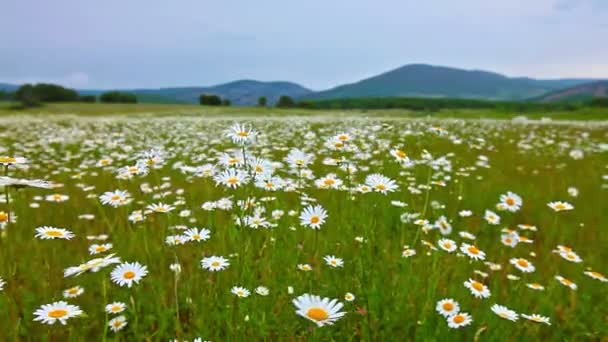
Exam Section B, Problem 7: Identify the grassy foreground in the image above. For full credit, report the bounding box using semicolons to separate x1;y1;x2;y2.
0;113;607;340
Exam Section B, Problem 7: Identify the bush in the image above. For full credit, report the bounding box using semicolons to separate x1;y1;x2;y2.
199;94;222;106
79;95;97;103
276;95;296;108
222;99;231;106
257;96;267;107
15;83;80;107
100;91;137;103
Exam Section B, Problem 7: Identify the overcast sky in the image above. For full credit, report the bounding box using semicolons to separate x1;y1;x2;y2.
1;0;607;90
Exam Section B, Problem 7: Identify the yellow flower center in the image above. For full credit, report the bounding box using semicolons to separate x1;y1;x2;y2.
306;307;329;321
395;150;406;158
310;216;320;224
0;212;8;222
111;195;121;201
452;314;465;324
111;305;122;312
237;131;249;137
375;184;386;191
227;177;239;185
0;157;17;163
472;282;484;291
468;246;480;255
517;259;529;267
48;309;68;318
442;302;454;311
211;261;220;267
505;198;515;205
46;230;64;237
112;320;123;327
123;271;136;279
323;179;335;186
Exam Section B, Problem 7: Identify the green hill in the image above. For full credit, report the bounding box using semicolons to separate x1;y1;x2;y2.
532;81;608;103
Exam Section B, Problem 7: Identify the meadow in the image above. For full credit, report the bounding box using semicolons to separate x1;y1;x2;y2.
0;110;607;341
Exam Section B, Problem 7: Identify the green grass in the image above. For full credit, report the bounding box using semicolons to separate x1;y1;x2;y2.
0;113;607;340
1;102;608;120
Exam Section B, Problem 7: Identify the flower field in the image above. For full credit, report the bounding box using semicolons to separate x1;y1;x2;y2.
1;114;607;341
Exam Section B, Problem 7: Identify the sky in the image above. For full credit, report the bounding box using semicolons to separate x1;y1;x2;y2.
1;0;608;90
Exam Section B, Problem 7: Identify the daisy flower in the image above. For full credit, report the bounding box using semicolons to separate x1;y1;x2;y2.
63;286;84;298
510;258;535;273
460;243;486;261
484;210;500;225
108;315;128;332
225;123;257;145
201;256;230;271
501;232;519;248
45;194;69;202
526;283;545;291
285;148;314;168
293;294;345;327
110;262;148;288
344;293;356;302
33;301;83;325
555;275;577;290
522;313;551;325
584;270;607;282
231;286;250;298
390;148;410;163
437;238;457;253
146;202;175;213
0;156;28;166
35;226;75;240
0;277;5;291
297;264;313;272
558;250;582;263
99;190;131;207
491;304;518;321
498;192;522;212
184;227;211;242
89;243;113;255
299;205;328;230
324;255;344;268
365;173;399;194
547;201;574;212
436;298;460;317
464;278;491;298
255;286;270;296
105;302;127;314
446;312;473;329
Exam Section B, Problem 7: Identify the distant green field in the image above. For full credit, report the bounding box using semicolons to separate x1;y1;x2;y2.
1;102;608;120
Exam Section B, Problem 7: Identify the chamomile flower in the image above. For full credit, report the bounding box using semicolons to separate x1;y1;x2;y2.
491;304;518;321
464;278;491;298
99;190;131;207
460;243;486;261
510;258;535;273
146;202;175;213
225;123;257;145
299;205;327;230
547;201;574;212
105;302;127;314
33;301;83;325
35;226;75;240
498;192;522;212
446;312;473;329
526;283;545;291
89;243;113;255
436;298;460;317
255;286;269;296
584;270;607;282
63;286;84;298
522;313;551;325
324;255;344;268
184;227;211;242
555;275;577;290
484;210;500;225
437;238;457;253
110;262;148;288
365;173;399;194
108;315;128;332
293;294;345;327
297;264;313;272
231;286;250;298
201;256;230;271
215;169;249;189
344;292;356;302
0;156;27;166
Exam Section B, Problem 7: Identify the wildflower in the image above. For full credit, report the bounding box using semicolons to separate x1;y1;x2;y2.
491;304;518;321
547;201;574;212
255;286;270;296
365;173;399;194
231;286;250;298
299;205;328;230
146;202;175;213
344;293;356;302
108;315;128;332
63;286;84;298
105;302;127;314
446;312;473;329
324;255;344;268
297;264;313;271
201;256;230;271
498;192;522;212
184;227;211;242
555;275;577;290
110;262;148;288
437;238;457;253
45;194;70;202
99;190;131;207
521;313;551;325
293;294;345;327
89;243;113;255
0;156;27;166
35;226;75;240
464;278;491;298
526;283;545;291
436;298;460;317
510;258;535;273
460;243;486;261
484;210;500;225
33;301;83;325
225;123;258;145
584;270;607;282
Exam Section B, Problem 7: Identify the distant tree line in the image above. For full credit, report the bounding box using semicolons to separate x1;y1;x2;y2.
6;83;139;107
199;94;231;106
293;97;605;112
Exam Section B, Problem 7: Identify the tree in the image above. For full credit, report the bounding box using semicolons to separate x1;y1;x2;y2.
100;91;137;103
79;95;97;103
276;95;295;108
199;94;222;106
14;83;80;106
222;99;231;106
15;84;40;107
257;96;267;107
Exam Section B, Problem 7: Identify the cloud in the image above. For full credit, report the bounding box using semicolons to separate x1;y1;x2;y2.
554;0;608;11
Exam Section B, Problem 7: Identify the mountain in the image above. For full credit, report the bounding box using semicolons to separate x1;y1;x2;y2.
532;81;608;103
0;83;19;91
303;64;600;101
80;80;313;105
